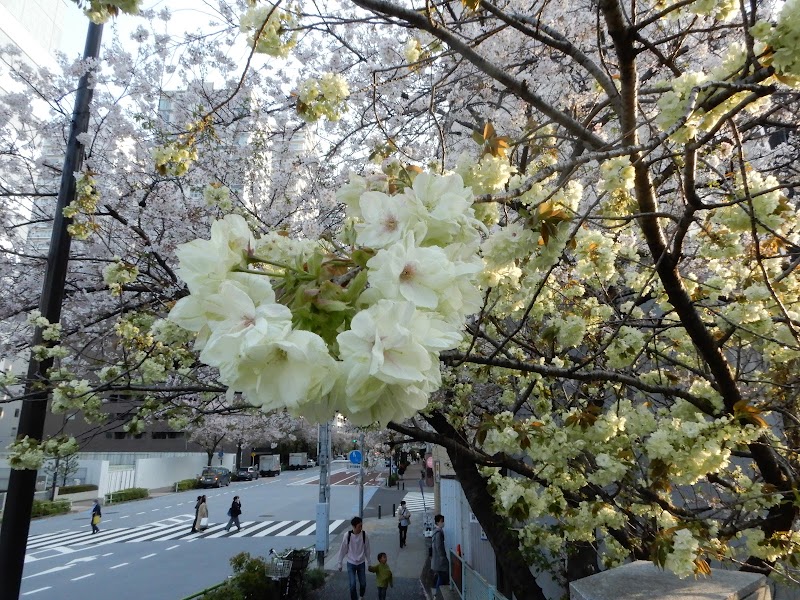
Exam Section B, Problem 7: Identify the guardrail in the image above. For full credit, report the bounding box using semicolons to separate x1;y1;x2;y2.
450;551;510;600
179;581;227;599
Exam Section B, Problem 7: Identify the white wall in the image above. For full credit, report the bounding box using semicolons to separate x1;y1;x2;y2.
133;453;234;490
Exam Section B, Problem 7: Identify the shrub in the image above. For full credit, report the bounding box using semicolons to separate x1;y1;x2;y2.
31;499;71;518
176;478;200;491
106;487;148;504
388;474;398;487
57;484;98;494
200;553;281;599
304;567;326;590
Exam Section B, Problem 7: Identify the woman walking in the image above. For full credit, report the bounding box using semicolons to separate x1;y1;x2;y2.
397;500;411;548
192;495;208;532
225;496;242;532
90;499;102;534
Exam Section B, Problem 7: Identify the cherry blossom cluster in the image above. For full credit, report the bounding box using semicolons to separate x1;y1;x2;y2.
168;172;485;426
295;73;350;123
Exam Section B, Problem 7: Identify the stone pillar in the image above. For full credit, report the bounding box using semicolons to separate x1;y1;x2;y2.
570;561;770;600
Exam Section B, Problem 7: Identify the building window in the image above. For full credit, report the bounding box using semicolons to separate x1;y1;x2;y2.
14;409;20;417
0;407;3;418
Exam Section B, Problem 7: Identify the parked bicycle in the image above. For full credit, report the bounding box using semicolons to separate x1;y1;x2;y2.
266;546;315;599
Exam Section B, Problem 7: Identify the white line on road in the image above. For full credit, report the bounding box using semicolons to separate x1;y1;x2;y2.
140;553;157;560
109;563;128;570
136;512;145;515
252;521;292;538
119;515;129;519
71;573;94;581
102;553;113;557
22;586;51;595
164;506;172;509
275;520;311;537
151;508;160;511
166;545;180;551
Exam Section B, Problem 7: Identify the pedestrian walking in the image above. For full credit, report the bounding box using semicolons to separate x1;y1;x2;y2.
90;499;102;534
225;496;242;532
368;552;393;600
431;514;449;594
190;495;202;533
337;516;371;600
397;500;411;548
192;495;208;532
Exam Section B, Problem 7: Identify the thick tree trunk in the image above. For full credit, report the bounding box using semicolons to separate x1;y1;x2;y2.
206;451;213;467
428;413;548;600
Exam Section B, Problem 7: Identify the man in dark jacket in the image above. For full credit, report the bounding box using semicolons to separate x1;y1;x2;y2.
225;496;242;532
431;514;449;593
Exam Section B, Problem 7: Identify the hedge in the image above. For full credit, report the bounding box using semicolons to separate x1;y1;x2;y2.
58;484;98;494
31;499;71;518
176;478;201;491
106;487;148;503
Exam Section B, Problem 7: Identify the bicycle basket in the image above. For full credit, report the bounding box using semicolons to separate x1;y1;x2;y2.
265;558;292;579
287;548;312;572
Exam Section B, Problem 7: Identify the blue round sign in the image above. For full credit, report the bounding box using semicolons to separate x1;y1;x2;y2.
349;450;362;464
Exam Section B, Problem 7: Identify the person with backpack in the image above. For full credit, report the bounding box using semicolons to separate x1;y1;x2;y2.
225;496;242;532
397;500;411;548
337;516;371;600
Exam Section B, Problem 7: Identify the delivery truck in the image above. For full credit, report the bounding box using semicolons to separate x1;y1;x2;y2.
288;452;308;470
258;454;281;477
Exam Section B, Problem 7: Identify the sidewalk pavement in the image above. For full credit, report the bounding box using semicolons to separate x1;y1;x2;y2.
310;514;428;600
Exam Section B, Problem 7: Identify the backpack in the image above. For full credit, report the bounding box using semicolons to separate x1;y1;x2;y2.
347;530;366;547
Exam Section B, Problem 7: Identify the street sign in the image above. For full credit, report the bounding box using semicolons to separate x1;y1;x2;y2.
218;450;224;458
349;450;362;465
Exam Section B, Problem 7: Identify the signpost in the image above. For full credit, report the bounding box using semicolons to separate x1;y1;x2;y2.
348;450;362;465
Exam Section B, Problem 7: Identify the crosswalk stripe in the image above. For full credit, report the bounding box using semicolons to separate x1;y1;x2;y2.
329;519;346;533
127;521;198;543
274;520;311;537
25;517;343;556
297;522;317;536
228;520;275;538
400;492;429;512
203;521;256;538
252;520;293;538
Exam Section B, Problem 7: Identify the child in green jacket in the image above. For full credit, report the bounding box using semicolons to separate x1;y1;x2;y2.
368;552;394;599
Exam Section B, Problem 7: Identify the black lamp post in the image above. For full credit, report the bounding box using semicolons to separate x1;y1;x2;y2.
0;21;103;600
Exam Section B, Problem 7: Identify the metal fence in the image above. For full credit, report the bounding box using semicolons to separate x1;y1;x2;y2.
450;551;510;600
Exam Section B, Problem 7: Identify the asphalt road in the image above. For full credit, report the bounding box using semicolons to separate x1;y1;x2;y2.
18;462;384;600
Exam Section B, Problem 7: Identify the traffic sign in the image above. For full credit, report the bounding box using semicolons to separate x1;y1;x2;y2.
349;450;362;465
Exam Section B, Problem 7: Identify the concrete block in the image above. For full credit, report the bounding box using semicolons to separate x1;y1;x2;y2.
570;561;770;600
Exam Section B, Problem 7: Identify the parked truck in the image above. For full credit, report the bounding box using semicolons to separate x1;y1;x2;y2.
259;454;281;477
288;452;308;470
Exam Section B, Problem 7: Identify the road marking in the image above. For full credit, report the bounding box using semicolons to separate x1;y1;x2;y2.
253;521;292;538
109;563;128;570
151;508;160;511
136;512;145;515
164;506;172;509
228;521;274;538
119;515;129;519
140;553;157;559
275;520;312;536
166;545;180;551
329;519;346;533
22;586;51;595
71;573;94;581
102;553;113;557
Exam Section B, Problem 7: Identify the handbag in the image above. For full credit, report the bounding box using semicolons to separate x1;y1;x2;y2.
91;515;101;525
227;508;232;517
200;517;209;529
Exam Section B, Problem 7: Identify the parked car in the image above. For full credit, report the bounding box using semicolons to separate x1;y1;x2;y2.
233;466;259;481
306;459;316;468
199;467;231;488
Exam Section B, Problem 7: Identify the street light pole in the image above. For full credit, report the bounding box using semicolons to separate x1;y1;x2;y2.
0;22;103;600
358;431;365;519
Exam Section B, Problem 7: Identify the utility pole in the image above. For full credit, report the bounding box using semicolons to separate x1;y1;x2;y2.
316;421;331;568
0;22;103;600
358;431;365;519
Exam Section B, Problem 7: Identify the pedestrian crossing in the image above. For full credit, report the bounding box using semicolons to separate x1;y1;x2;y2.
26;515;348;558
401;492;430;512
